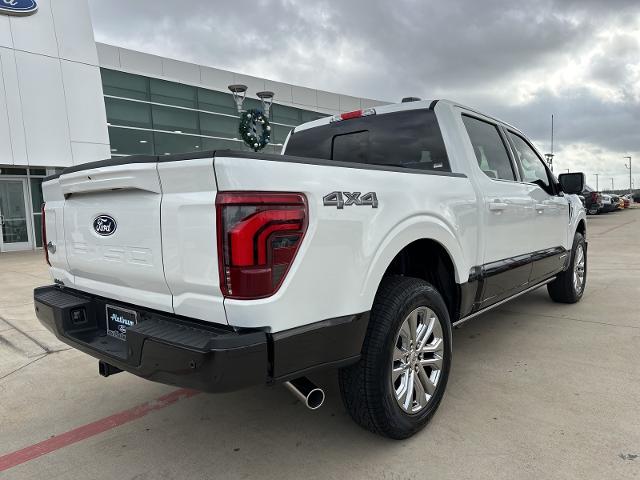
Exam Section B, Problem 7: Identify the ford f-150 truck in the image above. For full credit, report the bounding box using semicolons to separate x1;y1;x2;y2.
34;99;587;439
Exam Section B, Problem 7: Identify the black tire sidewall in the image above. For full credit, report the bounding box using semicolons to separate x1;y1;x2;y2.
371;279;452;437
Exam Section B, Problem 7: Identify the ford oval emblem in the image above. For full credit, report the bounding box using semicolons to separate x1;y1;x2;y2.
0;0;38;16
93;215;117;236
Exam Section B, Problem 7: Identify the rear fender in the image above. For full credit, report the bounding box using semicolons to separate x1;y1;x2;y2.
361;215;469;308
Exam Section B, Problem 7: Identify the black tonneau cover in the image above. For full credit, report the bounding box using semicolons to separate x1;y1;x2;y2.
45;149;466;183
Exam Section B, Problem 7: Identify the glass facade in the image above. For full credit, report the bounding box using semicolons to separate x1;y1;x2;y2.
1;68;331;253
102;68;327;157
0;167;51;251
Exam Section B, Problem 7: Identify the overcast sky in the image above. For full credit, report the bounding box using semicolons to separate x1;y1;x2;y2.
88;0;640;191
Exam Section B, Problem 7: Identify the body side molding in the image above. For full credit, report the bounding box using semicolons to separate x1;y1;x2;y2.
453;278;556;328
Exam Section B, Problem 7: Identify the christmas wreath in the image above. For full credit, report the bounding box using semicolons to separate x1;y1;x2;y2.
239;108;271;151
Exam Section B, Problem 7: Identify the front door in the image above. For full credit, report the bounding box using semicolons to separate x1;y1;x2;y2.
505;130;570;282
0;178;32;252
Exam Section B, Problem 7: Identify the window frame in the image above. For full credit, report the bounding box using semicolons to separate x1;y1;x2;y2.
504;129;558;195
460;113;520;183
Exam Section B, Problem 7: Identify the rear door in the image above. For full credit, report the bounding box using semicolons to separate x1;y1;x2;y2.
59;160;173;313
460;113;536;307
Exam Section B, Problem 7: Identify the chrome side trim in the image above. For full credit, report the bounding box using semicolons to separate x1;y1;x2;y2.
453;277;555;328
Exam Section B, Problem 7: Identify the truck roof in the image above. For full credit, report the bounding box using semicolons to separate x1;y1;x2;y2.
292;98;520;135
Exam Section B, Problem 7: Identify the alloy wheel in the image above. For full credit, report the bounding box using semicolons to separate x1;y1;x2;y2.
573;244;585;293
391;306;444;414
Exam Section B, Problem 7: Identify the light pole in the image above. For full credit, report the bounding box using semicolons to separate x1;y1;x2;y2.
545;114;554;172
565;169;570;173
624;156;632;194
595;173;599;191
611;178;614;192
544;153;554;172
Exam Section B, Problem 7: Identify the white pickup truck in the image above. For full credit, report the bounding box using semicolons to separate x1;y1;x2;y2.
34;99;587;439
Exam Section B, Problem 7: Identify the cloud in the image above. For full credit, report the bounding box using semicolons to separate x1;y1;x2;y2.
88;0;640;188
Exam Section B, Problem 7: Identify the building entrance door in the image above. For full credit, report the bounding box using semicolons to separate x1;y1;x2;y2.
0;178;32;252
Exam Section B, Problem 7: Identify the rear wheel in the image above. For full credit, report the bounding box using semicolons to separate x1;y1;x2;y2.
547;232;587;303
338;276;452;439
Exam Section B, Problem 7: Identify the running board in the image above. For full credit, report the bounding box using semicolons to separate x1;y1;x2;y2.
453;277;555;328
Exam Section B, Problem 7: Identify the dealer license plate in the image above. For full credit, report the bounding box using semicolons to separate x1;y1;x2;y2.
105;304;137;341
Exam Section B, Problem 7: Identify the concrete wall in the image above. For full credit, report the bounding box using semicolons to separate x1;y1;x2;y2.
0;0;110;168
97;43;387;116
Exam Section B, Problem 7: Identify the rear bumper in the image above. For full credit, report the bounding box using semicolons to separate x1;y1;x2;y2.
34;285;267;392
34;285;369;392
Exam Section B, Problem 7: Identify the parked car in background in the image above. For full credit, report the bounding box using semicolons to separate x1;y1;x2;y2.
622;196;631;208
582;186;602;214
611;194;624;211
599;194;616;213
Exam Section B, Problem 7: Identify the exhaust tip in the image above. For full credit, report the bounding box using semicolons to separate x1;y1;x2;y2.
284;377;325;410
306;387;325;410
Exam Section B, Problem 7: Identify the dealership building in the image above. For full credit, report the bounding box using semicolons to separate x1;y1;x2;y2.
0;0;384;253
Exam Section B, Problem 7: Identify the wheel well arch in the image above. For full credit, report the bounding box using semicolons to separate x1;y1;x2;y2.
576;219;586;236
381;239;460;322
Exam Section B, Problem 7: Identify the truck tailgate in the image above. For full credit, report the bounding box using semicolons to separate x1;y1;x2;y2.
59;162;173;312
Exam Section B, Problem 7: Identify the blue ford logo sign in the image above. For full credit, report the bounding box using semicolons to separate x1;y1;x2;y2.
93;215;117;236
0;0;38;16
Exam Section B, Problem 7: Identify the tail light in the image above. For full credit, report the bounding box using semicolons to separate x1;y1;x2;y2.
216;192;308;299
41;203;50;266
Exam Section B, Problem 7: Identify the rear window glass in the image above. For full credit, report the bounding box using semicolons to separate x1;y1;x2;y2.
284;109;450;172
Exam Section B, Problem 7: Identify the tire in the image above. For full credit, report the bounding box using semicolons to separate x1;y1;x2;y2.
338;276;452;439
547;232;587;303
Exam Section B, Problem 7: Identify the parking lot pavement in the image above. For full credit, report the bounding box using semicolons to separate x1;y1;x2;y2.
1;209;639;480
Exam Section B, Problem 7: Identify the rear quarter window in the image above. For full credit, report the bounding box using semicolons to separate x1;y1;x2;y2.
284;109;450;172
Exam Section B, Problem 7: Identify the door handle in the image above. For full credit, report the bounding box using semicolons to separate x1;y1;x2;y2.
535;203;548;213
489;202;508;211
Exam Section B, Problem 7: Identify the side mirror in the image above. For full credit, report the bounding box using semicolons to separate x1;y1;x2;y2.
558;172;585;195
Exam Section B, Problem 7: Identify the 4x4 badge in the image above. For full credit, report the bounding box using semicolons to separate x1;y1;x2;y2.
323;191;378;209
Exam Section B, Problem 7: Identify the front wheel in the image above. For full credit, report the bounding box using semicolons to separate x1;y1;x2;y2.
547;232;587;303
338;276;452;439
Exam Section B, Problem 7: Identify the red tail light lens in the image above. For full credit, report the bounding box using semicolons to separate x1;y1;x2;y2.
41;203;50;266
216;192;308;299
330;108;376;123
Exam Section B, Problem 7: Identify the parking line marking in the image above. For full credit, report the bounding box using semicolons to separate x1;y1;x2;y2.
0;388;199;473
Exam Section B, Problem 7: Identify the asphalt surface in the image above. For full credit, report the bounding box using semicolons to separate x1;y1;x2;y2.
1;208;639;479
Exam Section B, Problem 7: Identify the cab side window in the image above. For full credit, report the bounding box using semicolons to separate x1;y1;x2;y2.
462;115;516;181
507;132;552;193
